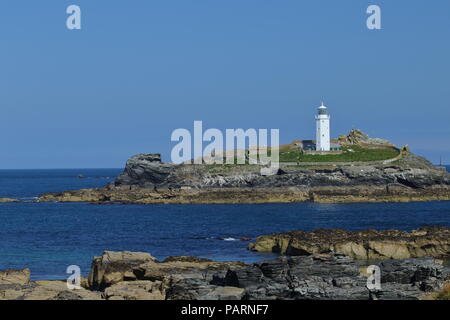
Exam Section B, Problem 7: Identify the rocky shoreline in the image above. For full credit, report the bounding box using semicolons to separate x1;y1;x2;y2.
1;250;449;300
32;151;450;204
248;226;450;260
1;226;449;300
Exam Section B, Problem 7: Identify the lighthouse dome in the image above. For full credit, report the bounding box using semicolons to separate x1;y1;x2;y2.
318;102;328;115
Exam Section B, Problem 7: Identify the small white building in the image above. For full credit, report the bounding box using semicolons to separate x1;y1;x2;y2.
315;102;331;151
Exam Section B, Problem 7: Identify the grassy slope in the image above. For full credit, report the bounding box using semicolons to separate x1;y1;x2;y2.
279;145;400;163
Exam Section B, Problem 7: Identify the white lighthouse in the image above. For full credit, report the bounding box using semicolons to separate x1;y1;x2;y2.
315;101;331;151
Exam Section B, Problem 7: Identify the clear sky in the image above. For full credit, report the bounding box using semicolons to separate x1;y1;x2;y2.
1;0;449;168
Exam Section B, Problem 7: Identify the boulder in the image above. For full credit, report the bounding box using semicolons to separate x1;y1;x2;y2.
114;154;176;187
0;269;30;285
88;251;157;290
87;251;243;292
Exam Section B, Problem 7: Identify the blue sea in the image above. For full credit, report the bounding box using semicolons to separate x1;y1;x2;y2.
1;167;450;280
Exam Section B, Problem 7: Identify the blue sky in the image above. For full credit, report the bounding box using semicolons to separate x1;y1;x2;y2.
1;0;449;168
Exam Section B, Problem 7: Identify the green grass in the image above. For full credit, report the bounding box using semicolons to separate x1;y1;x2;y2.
279;145;400;163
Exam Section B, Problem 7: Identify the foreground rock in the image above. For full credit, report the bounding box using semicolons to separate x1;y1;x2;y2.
88;251;246;300
0;269;30;285
0;270;101;300
248;226;450;260
84;250;450;300
3;250;448;300
87;251;157;290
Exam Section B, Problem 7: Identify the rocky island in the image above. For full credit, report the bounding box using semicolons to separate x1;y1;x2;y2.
36;130;450;204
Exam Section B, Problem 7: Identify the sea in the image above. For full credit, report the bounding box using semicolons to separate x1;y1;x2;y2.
0;167;449;280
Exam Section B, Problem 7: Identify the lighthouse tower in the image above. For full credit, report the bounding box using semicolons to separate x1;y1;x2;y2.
315;101;330;151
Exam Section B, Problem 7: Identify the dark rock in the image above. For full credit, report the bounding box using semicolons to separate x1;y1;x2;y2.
50;290;86;300
379;258;443;284
115;154;177;187
162;256;214;263
112;150;450;191
225;254;370;300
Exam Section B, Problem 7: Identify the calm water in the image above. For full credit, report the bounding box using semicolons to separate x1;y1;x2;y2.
0;167;449;280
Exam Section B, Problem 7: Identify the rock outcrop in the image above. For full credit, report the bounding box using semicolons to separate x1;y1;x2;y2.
87;251;246;299
115;154;177;187
0;269;30;285
112;152;448;190
88;251;157;290
248;226;450;260
338;129;393;146
37;151;450;204
88;251;449;300
1;251;449;300
0;270;101;300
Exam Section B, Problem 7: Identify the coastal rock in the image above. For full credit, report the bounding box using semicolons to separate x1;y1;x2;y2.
0;198;20;203
166;279;245;300
88;251;157;290
2;251;449;300
369;258;446;300
86;251;449;300
103;280;165;300
225;254;369;300
115;154;177;187
339;129;392;146
248;226;450;259
224;254;448;300
0;280;102;300
0;269;30;285
378;258;443;286
87;251;244;294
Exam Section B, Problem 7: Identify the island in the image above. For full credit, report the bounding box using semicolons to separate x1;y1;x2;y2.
36;129;450;204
